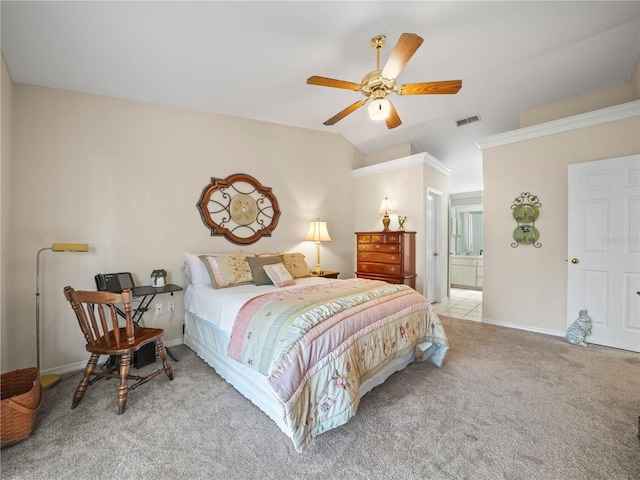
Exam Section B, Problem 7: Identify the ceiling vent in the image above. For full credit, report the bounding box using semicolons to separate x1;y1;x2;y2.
456;115;481;127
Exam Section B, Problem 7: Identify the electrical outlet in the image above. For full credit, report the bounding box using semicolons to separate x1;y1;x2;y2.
155;303;163;315
168;300;175;312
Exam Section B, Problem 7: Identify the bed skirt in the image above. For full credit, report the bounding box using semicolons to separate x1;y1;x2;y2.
183;310;417;439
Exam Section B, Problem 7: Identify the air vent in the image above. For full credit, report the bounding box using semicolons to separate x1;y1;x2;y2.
456;115;481;127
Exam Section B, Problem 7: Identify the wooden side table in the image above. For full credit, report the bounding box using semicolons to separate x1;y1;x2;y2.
312;271;339;279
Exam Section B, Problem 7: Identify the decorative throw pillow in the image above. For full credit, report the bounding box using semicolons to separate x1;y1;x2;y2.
201;253;253;288
283;252;312;278
246;255;284;286
263;263;295;287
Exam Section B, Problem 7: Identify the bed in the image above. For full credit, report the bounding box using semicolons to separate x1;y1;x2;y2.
182;252;448;452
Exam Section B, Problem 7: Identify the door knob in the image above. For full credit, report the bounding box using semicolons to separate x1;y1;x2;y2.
434;252;439;256
571;258;579;264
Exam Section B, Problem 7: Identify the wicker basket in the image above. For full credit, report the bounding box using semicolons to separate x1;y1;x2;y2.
1;367;44;448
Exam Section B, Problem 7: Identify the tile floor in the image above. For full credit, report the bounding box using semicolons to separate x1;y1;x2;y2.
432;288;483;321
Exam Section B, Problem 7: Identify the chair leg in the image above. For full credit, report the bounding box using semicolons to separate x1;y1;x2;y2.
72;353;99;409
156;339;174;380
117;353;131;414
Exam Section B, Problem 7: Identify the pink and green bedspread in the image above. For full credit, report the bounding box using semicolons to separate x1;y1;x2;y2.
228;278;448;451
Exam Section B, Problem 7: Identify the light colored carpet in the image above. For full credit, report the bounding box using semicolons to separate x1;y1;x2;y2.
2;316;639;479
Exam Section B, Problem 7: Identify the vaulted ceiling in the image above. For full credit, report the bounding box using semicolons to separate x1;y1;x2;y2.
2;1;639;192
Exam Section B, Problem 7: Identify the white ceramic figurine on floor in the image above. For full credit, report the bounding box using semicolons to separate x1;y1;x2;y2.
565;309;592;347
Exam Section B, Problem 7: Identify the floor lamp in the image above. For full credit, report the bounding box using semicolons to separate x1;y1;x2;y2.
36;243;89;389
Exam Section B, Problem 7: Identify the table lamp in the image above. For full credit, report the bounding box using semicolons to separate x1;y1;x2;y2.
379;197;393;231
304;220;331;274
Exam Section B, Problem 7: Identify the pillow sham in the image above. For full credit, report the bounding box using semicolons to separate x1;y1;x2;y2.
185;253;211;285
282;252;312;278
263;263;295;287
246;255;284;286
201;253;253;288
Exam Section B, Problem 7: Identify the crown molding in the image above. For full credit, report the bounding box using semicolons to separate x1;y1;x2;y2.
353;152;451;177
451;190;483;199
475;100;640;150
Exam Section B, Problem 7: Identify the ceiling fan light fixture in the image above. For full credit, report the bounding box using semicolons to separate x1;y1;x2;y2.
368;98;391;122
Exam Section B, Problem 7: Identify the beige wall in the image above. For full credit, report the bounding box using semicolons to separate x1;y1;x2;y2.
353;153;450;301
1;56;13;371
5;82;363;374
482;112;640;333
363;143;417;166
521;56;640;127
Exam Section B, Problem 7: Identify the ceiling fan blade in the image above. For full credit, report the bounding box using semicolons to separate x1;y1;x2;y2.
385;102;402;129
307;76;362;91
398;80;462;95
381;33;424;79
323;99;368;126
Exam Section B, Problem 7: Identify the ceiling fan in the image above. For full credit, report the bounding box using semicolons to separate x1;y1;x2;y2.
307;33;462;129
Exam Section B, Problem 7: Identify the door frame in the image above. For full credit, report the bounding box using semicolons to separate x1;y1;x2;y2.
426;187;443;302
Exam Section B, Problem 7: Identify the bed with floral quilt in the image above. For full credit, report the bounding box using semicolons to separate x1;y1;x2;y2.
182;252;448;452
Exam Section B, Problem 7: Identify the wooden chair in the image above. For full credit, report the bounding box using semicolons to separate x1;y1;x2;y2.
63;286;173;414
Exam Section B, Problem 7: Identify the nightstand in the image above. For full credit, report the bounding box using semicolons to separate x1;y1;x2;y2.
312;271;339;279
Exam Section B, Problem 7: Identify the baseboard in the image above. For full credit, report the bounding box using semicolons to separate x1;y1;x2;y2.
43;338;186;376
481;317;565;338
165;337;184;348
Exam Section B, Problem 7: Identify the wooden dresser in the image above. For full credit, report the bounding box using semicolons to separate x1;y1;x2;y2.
355;231;416;288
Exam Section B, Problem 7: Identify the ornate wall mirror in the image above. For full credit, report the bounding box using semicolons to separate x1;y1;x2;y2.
196;173;281;245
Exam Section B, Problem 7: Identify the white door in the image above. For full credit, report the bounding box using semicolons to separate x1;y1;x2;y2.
567;155;640;352
426;189;442;302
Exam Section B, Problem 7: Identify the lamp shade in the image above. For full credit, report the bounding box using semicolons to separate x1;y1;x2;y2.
379;197;393;214
304;220;331;242
51;243;89;252
368;98;391;121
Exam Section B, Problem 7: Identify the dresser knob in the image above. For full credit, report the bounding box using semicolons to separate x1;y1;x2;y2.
362;255;367;259
389;267;396;272
391;256;397;261
375;244;381;249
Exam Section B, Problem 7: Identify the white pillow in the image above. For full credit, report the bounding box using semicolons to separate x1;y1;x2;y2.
263;263;296;287
185;253;211;285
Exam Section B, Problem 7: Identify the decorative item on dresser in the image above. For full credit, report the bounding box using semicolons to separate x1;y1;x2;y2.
355;231;416;288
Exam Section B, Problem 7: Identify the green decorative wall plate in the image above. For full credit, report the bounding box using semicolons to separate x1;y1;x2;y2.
512;203;539;223
512;225;539;245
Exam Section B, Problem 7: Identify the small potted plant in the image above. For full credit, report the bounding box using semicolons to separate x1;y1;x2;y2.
150;269;167;287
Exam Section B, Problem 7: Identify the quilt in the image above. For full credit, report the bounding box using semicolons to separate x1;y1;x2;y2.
228;278;448;451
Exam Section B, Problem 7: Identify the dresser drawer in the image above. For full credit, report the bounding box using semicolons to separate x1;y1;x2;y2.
357;233;401;244
357;252;401;264
358;243;400;253
357;262;403;275
357;273;407;285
